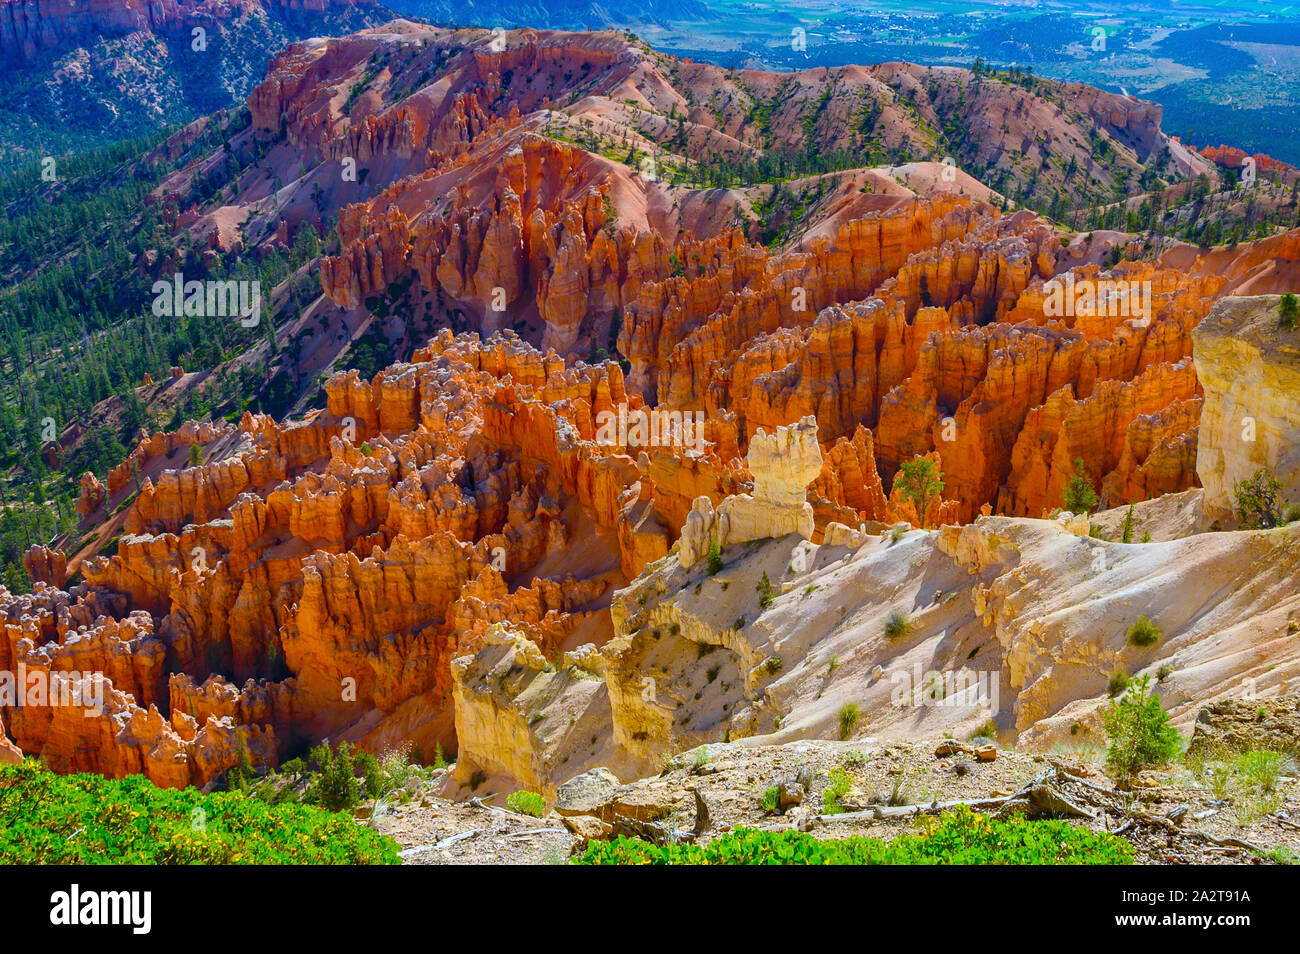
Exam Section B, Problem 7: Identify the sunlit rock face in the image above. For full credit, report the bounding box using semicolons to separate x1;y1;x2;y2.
1194;295;1300;519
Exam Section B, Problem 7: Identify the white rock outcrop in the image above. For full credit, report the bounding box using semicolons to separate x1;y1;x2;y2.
679;416;823;567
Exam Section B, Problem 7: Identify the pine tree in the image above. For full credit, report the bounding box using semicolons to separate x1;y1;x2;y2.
895;456;945;529
1063;459;1098;514
1121;504;1135;543
1280;292;1298;330
1103;676;1182;779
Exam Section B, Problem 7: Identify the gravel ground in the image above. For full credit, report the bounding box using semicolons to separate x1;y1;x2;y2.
369;738;1299;864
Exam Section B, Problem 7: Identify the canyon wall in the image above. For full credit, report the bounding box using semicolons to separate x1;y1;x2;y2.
0;0;379;60
450;505;1300;796
1194;295;1300;517
8;23;1300;788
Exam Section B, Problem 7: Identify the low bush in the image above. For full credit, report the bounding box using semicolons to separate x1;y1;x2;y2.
1235;750;1293;794
505;790;546;817
1126;615;1161;647
821;768;852;815
1233;468;1285;529
0;759;398;864
884;609;913;641
838;703;860;740
574;806;1132;864
1103;675;1182;779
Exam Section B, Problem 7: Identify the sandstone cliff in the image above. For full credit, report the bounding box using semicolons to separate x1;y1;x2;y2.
678;416;821;568
10;22;1300;792
4;330;639;782
1193;295;1300;519
448;507;1300;794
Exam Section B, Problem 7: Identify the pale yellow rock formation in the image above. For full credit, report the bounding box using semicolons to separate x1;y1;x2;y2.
1193;295;1300;517
679;416;823;568
448;625;616;798
441;505;1300;796
822;522;876;549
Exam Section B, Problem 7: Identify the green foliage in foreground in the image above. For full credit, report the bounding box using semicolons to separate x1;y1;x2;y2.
506;790;546;817
573;806;1133;865
1104;675;1183;779
0;759;399;864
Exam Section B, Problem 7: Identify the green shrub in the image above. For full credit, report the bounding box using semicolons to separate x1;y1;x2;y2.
1063;458;1098;514
1107;668;1131;697
706;538;723;575
1120;504;1135;543
884;609;913;641
1216;750;1296;825
1205;760;1234;800
573;806;1132;865
356;751;384;798
760;786;781;813
838;703;860;740
1234;468;1284;529
306;742;363;811
756;571;775;608
1280;292;1298;330
821;768;852;815
1126;615;1161;647
1256;846;1299;865
505;790;546;817
1235;750;1291;794
1103;675;1182;779
0;760;397;864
